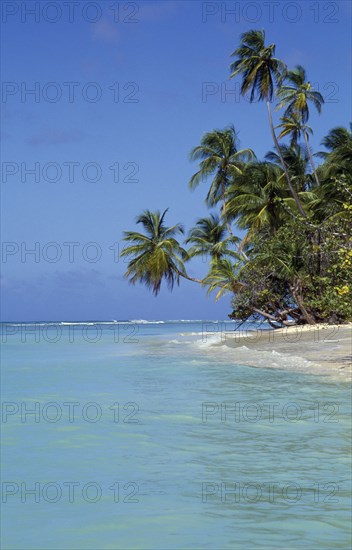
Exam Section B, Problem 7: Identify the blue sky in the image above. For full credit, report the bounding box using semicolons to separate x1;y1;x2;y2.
1;0;351;321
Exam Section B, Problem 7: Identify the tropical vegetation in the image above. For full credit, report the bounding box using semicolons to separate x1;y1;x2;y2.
121;29;352;326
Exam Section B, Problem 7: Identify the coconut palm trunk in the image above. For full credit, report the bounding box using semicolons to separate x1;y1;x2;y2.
290;280;315;325
303;129;320;187
220;182;249;261
276;65;324;189
266;101;307;217
220;180;233;235
252;307;293;327
177;270;203;284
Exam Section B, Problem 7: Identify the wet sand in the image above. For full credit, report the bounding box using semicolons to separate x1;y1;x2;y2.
220;323;352;379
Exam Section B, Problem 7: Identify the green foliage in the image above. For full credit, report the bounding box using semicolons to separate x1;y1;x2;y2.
121;209;188;295
121;29;352;325
229;29;286;102
230;213;352;323
304;216;352;321
188;125;254;208
185;214;240;263
276;65;324;123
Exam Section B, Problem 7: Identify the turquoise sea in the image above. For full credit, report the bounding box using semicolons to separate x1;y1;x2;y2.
1;321;351;549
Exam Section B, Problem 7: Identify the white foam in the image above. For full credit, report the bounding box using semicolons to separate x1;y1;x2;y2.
129;320;165;324
193;334;225;348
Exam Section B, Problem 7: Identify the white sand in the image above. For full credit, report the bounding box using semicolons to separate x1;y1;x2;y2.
219;323;352;379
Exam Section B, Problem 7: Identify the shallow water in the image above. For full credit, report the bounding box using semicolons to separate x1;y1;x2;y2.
1;321;351;549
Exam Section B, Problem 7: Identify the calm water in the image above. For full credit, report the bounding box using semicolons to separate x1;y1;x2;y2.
1;321;351;549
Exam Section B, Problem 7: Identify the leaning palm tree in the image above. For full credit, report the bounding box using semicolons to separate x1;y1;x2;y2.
229;29;307;217
185;214;240;264
276;65;324;186
256;237;316;324
189;126;254;217
120;209;201;295
202;259;244;301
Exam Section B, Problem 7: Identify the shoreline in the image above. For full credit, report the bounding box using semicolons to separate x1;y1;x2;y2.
217;323;352;379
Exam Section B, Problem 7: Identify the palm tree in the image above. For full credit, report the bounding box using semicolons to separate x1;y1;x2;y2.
120;209;201;295
276;114;310;147
225;162;288;235
189;126;254;218
256;236;316;324
315;125;352;217
185;214;240;264
277;65;324;186
277;65;324;122
265;144;312;193
276;114;320;186
229;29;307;217
202;259;244;301
319;125;352;176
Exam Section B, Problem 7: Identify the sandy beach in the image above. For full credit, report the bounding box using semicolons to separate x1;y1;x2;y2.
219;323;352;379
